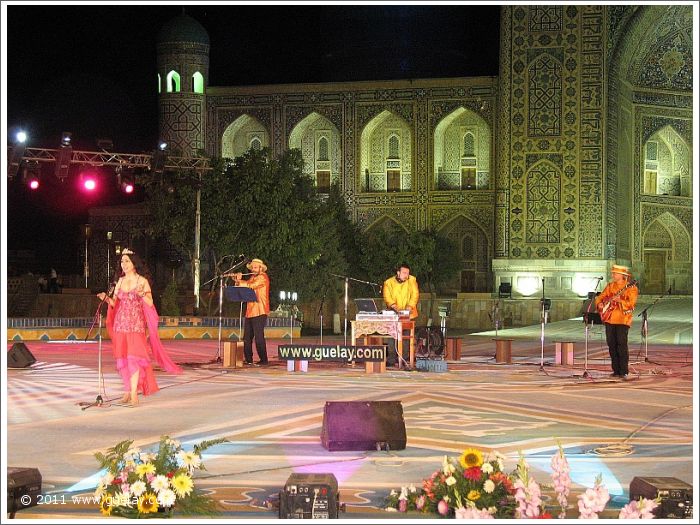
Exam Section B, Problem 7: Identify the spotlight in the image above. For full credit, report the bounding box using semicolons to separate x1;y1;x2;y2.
16;131;27;144
55;132;73;180
116;166;135;194
22;162;41;190
151;142;168;175
79;171;98;192
7;132;27;179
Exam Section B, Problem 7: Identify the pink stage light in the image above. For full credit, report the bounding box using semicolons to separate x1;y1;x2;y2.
28;178;40;190
84;179;96;191
123;183;134;194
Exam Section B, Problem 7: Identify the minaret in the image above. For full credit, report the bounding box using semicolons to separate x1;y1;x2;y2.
156;12;210;156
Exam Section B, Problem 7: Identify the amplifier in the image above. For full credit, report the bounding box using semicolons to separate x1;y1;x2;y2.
7;467;42;516
279;473;339;519
629;476;693;519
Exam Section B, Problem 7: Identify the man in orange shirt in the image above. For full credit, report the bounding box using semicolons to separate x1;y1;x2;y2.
595;264;638;380
233;258;270;365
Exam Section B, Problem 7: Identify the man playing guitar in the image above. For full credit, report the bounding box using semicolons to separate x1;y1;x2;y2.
595;264;639;380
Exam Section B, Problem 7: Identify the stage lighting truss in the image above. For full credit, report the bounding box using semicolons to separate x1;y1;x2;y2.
22;161;41;190
7;134;27;179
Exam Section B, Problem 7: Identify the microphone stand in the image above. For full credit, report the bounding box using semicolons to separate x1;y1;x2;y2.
317;286;327;344
79;285;114;410
580;277;604;378
208;258;249;363
329;273;380;345
637;291;664;364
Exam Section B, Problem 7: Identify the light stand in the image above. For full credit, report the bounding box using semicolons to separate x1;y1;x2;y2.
79;286;113;409
538;279;550;371
318;287;327;344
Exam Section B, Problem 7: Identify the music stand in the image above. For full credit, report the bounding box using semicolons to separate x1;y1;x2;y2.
221;286;257;360
579;286;603;378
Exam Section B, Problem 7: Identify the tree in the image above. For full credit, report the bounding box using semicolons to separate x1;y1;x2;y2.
143;149;349;313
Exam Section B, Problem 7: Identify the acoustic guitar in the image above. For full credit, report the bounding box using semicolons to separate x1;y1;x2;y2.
596;280;638;323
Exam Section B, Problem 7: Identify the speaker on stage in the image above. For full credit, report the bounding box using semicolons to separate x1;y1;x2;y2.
321;401;406;451
7;343;37;368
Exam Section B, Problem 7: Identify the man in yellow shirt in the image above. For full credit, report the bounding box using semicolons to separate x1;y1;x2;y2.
382;263;419;366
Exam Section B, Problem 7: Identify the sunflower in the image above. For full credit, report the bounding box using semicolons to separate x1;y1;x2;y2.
171;473;194;497
459;448;484;469
99;496;112;516
137;492;159;514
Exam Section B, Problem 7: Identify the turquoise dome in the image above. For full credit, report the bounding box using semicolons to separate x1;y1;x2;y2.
158;13;210;45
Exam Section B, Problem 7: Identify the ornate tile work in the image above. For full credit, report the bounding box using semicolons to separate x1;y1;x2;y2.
284;105;343;137
641;206;692;261
529;5;563;32
358;209;415;233
159;97;205;154
527;52;562;137
526;162;560;243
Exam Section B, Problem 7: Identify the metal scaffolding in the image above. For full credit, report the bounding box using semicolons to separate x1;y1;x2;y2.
7;145;212;311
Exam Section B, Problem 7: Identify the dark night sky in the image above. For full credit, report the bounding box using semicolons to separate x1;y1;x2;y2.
6;2;500;274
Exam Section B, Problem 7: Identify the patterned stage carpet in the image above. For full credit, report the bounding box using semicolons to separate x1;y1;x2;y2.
6;310;695;520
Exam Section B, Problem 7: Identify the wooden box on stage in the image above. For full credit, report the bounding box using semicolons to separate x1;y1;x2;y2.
555;342;574;366
223;342;245;368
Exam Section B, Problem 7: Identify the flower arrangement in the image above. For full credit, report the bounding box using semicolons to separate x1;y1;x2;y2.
94;435;227;518
385;447;516;518
385;445;662;519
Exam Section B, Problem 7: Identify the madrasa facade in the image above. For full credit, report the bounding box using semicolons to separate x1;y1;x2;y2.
153;5;693;298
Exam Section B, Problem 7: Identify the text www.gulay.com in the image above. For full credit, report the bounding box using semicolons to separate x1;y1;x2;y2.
277;345;385;362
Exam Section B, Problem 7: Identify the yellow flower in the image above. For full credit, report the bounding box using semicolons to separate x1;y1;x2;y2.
171;473;194;497
467;490;481;501
99;496;112;516
135;462;156;478
459;448;484;469
137;492;159;514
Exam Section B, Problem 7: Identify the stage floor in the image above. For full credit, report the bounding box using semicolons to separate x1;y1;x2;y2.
5;307;695;520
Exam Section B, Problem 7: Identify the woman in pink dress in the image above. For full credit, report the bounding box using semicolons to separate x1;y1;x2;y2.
97;249;181;405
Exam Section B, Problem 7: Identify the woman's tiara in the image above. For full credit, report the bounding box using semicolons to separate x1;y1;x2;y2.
121;248;134;255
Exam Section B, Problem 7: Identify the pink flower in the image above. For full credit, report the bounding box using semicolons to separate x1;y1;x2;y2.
415;495;425;510
438;499;449;516
618;498;658;519
146;473;156;484
455;506;494;519
577;480;610;519
550;448;571;518
398;499;407;512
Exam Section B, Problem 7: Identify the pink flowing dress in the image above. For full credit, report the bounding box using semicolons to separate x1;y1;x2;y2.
106;288;182;396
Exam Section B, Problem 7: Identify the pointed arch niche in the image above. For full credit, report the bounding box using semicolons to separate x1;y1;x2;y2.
642;125;692;197
642;212;692;293
359;110;412;193
438;215;491;293
221;115;269;159
433;107;491;190
288;112;341;193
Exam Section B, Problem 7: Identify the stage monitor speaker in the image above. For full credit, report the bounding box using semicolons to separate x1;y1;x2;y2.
7;342;37;368
629;476;693;519
321;401;406;451
7;467;42;517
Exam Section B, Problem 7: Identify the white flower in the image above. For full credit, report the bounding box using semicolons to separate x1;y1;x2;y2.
166;438;181;448
177;450;202;470
497;459;504;471
399;486;408;500
488;506;497;514
94;485;105;499
99;473;114;486
150;475;170;493
157;488;177;508
446;476;457;486
385;507;398;512
442;455;451;475
141;452;157;462
125;447;141;458
130;480;147;497
408;483;417;493
443;495;451;502
389;489;397;496
483;479;496;493
125;459;136;469
481;462;494;474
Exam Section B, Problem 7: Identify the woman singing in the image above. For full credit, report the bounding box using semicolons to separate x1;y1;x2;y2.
97;248;181;405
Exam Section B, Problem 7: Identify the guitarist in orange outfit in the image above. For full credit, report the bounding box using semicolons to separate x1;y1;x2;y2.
595;264;639;380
